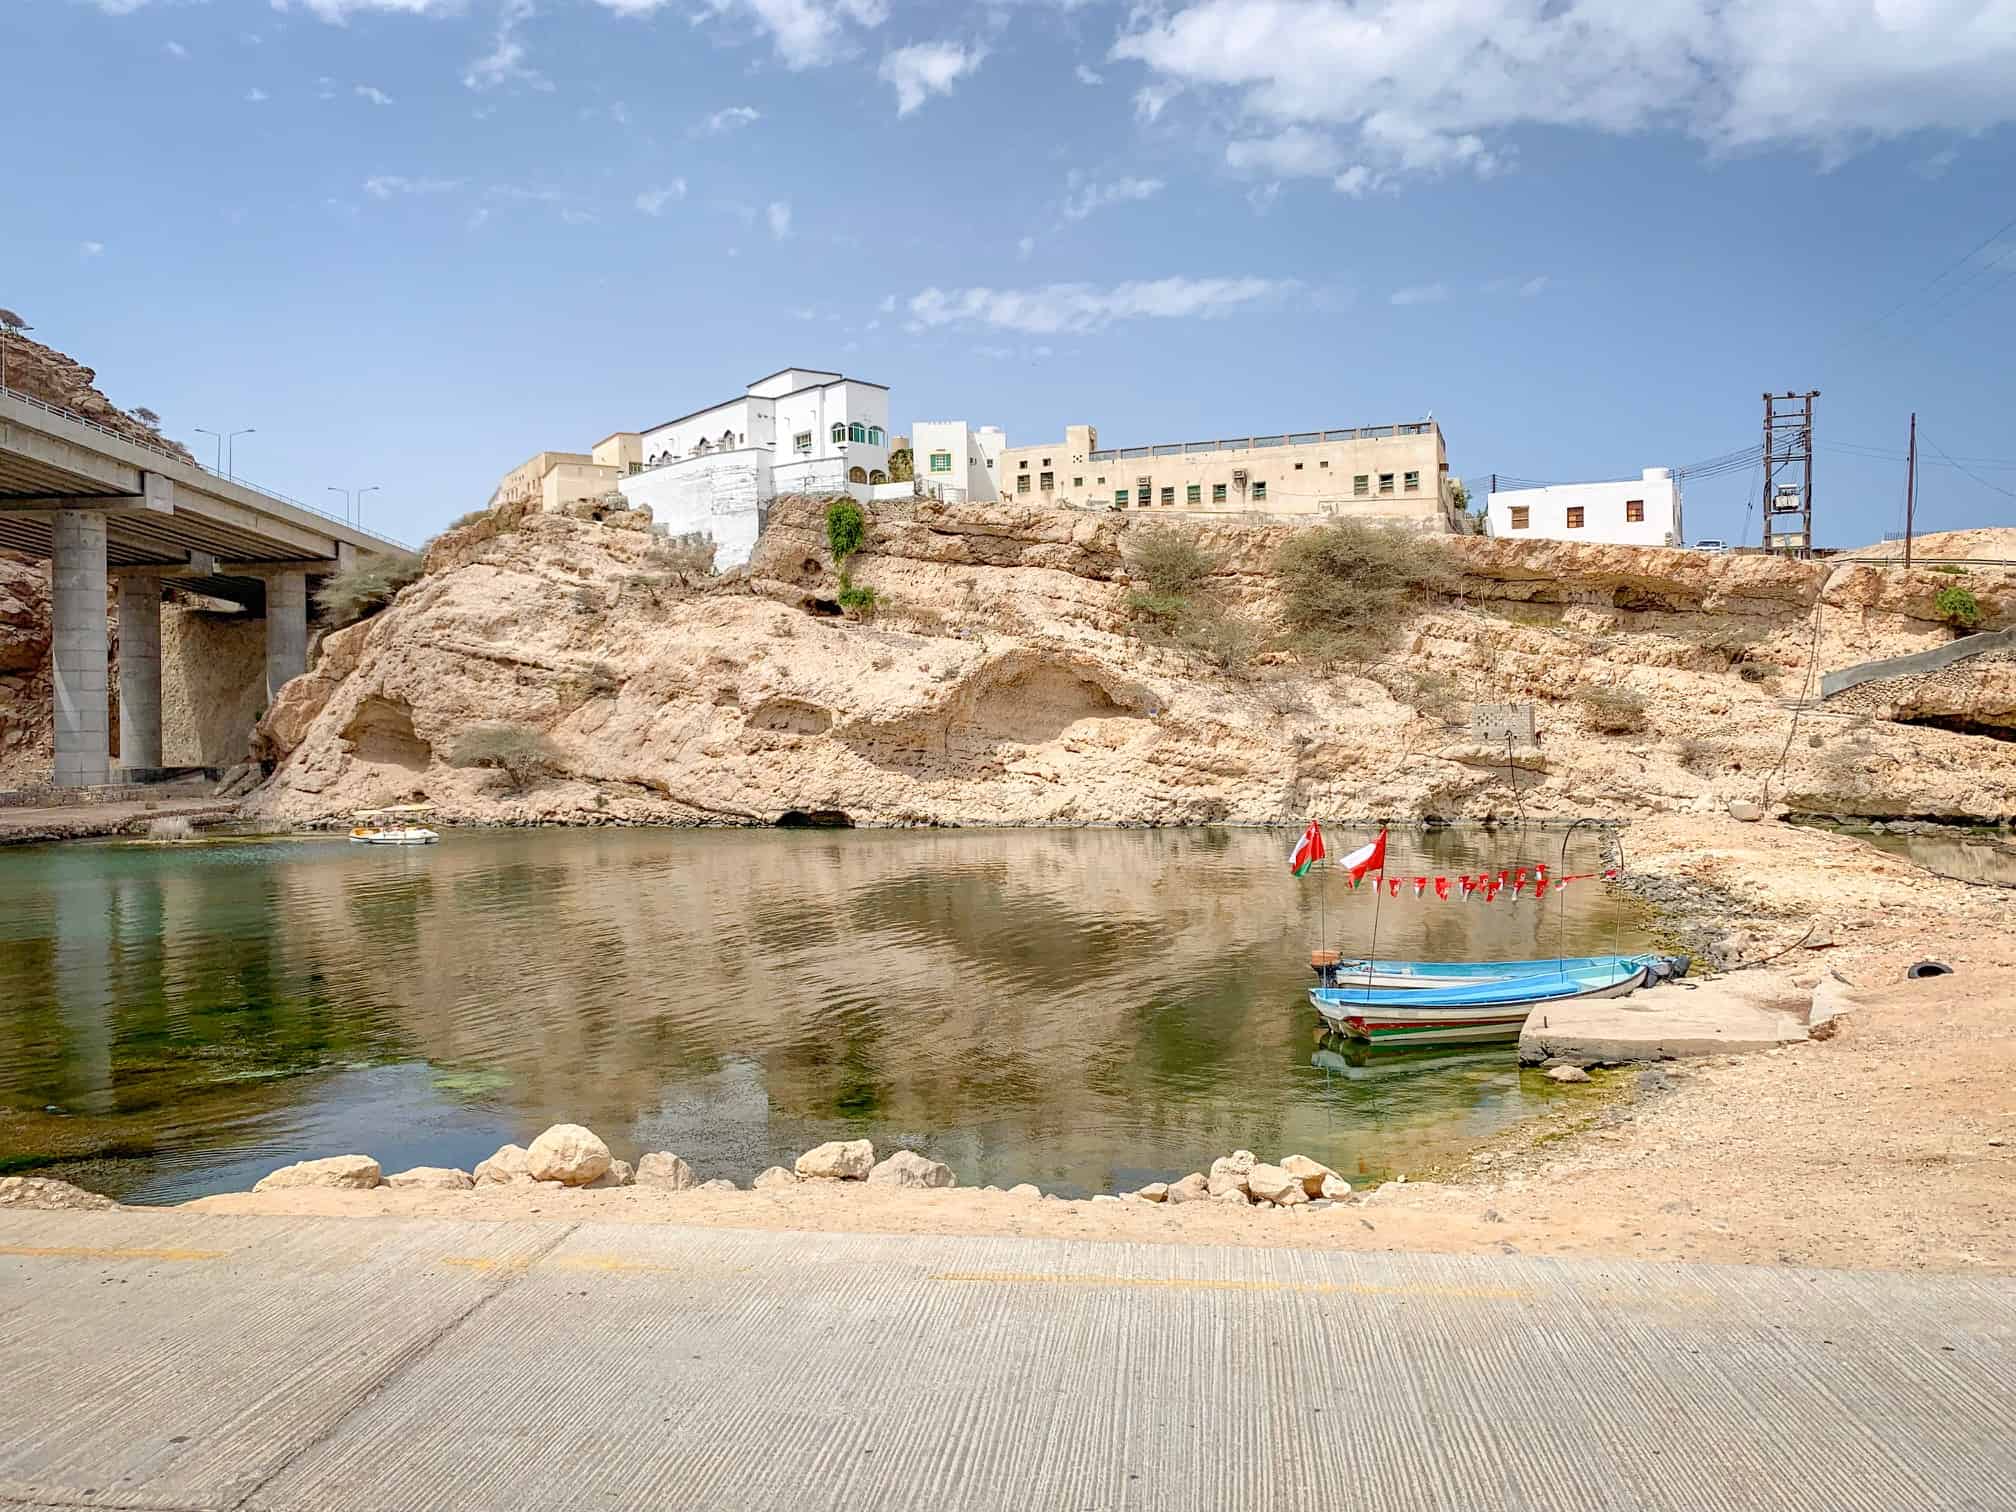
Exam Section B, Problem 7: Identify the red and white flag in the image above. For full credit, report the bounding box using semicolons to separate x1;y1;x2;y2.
1288;821;1326;878
1338;828;1387;885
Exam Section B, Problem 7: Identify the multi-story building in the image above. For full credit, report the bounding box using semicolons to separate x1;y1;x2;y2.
910;419;1005;504
1486;468;1683;547
489;450;625;513
986;419;1464;531
617;367;892;566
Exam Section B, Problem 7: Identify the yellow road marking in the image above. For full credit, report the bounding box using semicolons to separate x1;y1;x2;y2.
928;1271;1531;1301
0;1244;225;1263
440;1254;741;1277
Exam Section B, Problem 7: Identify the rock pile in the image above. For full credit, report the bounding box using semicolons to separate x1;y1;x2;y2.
1151;1150;1352;1208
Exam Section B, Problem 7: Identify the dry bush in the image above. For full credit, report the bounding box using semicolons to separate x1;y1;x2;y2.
1735;659;1785;684
1272;521;1458;659
447;722;562;793
145;815;195;840
315;552;425;628
1675;736;1718;773
900;603;949;635
1173;605;1261;675
1127;529;1214;597
1577;686;1649;734
647;531;718;576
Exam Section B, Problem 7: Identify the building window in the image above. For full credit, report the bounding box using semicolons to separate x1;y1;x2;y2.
1012;474;1029;494
1042;457;1051;467
794;432;813;455
1137;486;1151;506
1019;460;1029;470
849;422;867;444
1294;462;1304;471
1116;489;1129;507
1040;471;1055;491
870;469;887;484
1212;483;1227;503
1159;486;1174;506
1252;481;1268;501
1096;476;1104;485
831;423;846;445
1354;474;1369;496
1566;506;1585;529
1403;471;1420;492
929;451;953;474
1073;476;1083;488
848;466;867;484
867;427;884;446
1378;473;1394;495
1320;460;1329;469
1186;483;1201;505
1510;506;1530;529
1625;499;1645;522
628;461;642;475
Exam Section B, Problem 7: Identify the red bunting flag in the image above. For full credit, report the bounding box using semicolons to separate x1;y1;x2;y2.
1535;862;1548;878
1533;877;1549;901
1388;878;1401;898
1486;880;1501;902
1497;870;1510;886
1413;876;1428;898
1434;877;1449;900
1603;867;1619;879
1514;866;1527;891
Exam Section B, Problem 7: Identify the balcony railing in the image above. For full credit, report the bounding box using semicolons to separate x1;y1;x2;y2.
1088;420;1435;463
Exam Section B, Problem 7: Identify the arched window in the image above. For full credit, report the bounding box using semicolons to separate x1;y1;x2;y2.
849;422;866;444
848;466;867;484
694;439;711;456
720;429;736;449
831;423;847;446
869;469;888;484
868;427;884;446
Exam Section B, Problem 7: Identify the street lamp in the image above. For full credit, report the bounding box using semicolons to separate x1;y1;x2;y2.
194;428;223;472
226;427;255;480
356;485;380;526
327;486;352;521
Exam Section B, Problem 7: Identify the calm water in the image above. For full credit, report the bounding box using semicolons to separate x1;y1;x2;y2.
0;826;1647;1202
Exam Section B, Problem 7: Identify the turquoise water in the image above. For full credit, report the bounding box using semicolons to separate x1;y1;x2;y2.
0;826;1646;1202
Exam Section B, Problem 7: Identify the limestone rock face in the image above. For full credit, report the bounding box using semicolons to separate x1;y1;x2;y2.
525;1124;611;1186
796;1139;875;1181
385;1166;474;1190
0;1176;119;1211
253;1155;381;1192
866;1150;957;1189
1279;1154;1338;1196
752;1166;798;1190
1165;1172;1210;1204
635;1152;697;1190
473;1144;532;1185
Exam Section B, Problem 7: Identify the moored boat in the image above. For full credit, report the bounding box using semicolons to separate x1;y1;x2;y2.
1310;952;1660;991
349;804;441;845
1309;954;1685;1046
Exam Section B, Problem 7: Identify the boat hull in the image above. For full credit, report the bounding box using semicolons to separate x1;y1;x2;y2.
1313;954;1653;990
350;829;439;845
1311;968;1651;1045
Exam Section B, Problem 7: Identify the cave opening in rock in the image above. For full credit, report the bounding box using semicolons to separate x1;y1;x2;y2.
775;809;855;828
1891;714;2014;743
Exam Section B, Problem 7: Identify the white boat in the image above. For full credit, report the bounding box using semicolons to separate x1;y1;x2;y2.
349;804;440;845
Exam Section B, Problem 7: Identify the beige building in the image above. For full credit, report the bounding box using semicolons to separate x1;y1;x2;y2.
993;419;1465;531
490;449;624;513
591;431;643;474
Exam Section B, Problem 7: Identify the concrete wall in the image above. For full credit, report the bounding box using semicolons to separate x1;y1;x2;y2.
161;604;265;765
619;449;769;567
1488;470;1683;547
591;432;641;472
540;461;621;513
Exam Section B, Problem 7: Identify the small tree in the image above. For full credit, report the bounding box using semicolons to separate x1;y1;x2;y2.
1273;520;1458;658
1127;529;1213;597
0;307;28;391
315;551;426;628
1935;585;1982;631
887;447;914;483
132;407;162;429
826;498;867;564
447;722;562;793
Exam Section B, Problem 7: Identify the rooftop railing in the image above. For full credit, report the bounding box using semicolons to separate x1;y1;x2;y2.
1087;420;1436;463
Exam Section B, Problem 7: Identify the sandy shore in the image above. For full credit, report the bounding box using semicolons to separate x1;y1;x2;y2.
68;816;2016;1274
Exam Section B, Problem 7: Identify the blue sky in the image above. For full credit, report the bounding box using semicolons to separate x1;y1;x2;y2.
4;0;2015;550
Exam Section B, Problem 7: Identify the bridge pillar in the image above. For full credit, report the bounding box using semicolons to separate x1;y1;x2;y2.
116;576;163;774
265;569;308;706
51;511;110;787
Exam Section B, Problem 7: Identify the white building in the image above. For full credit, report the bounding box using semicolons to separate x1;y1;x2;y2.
1487;468;1684;547
910;420;1005;504
617;368;892;566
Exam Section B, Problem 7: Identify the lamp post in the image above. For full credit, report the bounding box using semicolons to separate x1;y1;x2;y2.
355;485;380;526
327;486;352;521
226;427;255;480
194;428;223;472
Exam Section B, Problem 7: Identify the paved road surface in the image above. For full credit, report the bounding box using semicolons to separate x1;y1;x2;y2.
2;1209;2012;1510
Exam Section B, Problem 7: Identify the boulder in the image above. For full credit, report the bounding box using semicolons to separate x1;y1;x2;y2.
1319;1175;1353;1200
697;1178;737;1192
1210;1188;1252;1205
0;1176;119;1211
1164;1172;1210;1204
1007;1182;1042;1199
1726;798;1764;822
473;1143;532;1185
1207;1151;1257;1199
795;1139;875;1181
1245;1163;1310;1206
1279;1154;1338;1196
1136;1182;1169;1203
253;1155;381;1192
867;1150;957;1190
1545;1064;1592;1084
634;1152;698;1191
525;1124;611;1186
752;1166;798;1190
587;1159;634;1189
385;1166;474;1190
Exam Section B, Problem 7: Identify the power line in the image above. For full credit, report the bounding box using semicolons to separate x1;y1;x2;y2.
1921;431;2016;500
1849;206;2016;343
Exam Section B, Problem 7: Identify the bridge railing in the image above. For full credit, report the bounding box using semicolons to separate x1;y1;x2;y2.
1;383;414;552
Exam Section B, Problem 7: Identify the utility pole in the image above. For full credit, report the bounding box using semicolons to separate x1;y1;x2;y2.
1903;412;1917;569
1761;391;1818;557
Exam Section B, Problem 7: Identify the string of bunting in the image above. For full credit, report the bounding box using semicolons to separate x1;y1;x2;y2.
1338;863;1619;901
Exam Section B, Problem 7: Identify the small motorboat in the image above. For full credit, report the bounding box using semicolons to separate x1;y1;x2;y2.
1309;954;1688;1046
349;804;440;845
1310;951;1661;991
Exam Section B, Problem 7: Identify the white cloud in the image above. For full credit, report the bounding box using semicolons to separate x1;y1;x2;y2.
289;0;460;20
879;40;984;115
1016;234;1035;260
363;174;464;198
1517;274;1549;297
561;208;598;225
465;0;548;92
83;0;153;13
702;105;762;132
1389;283;1448;306
634;181;688;215
1059;175;1164;221
1246;181;1281;215
246;87;270;102
1074;63;1102;85
907;275;1295;335
766;200;792;240
80;241;105;258
645;0;887;71
355;83;394;106
877;293;896;313
1115;0;2016;187
164;40;190;58
1225;126;1342;178
467;207;492;231
1133;84;1176;122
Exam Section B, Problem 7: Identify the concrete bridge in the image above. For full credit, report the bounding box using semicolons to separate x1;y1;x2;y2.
0;386;409;786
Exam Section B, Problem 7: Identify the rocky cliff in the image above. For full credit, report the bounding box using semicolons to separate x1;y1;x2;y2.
246;498;2016;826
1;331;194;461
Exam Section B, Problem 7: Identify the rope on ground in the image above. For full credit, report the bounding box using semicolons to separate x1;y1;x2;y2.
1761;594;1827;811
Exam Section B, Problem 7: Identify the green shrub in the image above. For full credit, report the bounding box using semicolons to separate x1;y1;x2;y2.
837;582;877;616
1127;530;1213;597
1272;521;1458;658
1931;564;1968;576
1578;686;1649;735
315;552;426;628
1935;585;1982;629
1173;604;1260;675
826;499;867;565
447;722;562;793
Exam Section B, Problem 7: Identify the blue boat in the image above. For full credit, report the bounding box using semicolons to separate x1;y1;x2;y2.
1310;952;1656;991
1309;953;1689;1046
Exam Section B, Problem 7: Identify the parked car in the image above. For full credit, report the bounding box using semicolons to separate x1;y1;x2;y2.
1691;539;1728;553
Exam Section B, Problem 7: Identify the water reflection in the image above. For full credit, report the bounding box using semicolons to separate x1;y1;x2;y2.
0;826;1647;1202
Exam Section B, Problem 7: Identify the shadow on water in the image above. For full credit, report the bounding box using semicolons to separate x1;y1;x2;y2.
0;825;1646;1202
